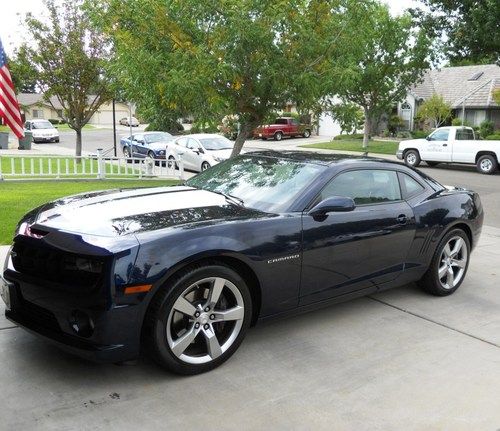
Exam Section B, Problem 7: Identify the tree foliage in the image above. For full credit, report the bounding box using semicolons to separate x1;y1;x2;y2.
324;2;433;148
20;0;112;157
417;93;451;128
8;46;38;94
412;0;500;65
329;102;364;135
87;0;350;155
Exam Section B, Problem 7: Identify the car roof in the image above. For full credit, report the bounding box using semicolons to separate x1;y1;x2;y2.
181;133;226;139
244;150;397;166
30;119;52;122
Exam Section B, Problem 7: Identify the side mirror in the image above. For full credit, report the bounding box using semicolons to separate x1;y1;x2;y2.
308;196;355;219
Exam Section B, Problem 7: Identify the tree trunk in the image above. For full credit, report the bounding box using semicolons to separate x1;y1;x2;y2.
362;107;371;151
231;122;254;157
75;128;82;163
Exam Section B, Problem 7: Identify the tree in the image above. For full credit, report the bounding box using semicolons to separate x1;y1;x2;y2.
325;3;433;148
493;88;500;105
329;102;364;135
88;0;348;156
417;94;451;128
412;0;500;65
8;46;38;93
21;0;112;158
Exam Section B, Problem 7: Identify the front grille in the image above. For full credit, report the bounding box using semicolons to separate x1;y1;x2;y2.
11;240;105;291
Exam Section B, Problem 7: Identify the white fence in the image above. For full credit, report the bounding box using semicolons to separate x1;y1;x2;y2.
0;149;184;180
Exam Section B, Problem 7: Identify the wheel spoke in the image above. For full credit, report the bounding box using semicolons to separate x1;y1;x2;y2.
208;277;225;307
443;243;452;258
213;306;244;322
173;296;197;317
438;264;448;279
451;238;464;257
203;326;222;359
171;326;198;357
452;258;466;269
446;268;455;287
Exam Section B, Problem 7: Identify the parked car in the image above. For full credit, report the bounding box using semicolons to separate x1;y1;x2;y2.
1;152;483;374
397;126;500;174
24;120;60;143
253;117;312;141
119;117;140;127
167;133;235;172
120;131;173;160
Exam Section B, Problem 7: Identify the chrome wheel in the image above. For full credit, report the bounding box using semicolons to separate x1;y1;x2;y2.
406;152;417;165
167;156;176;168
201;162;210;171
480;158;493;173
166;277;245;365
438;236;468;290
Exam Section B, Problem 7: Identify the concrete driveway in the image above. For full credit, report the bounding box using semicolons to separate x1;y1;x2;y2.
1;155;500;430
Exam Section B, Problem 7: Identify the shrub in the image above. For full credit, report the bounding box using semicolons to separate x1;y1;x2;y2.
479;120;494;138
396;131;412;139
218;114;239;139
191;120;218;134
485;133;500;140
388;115;406;136
145;121;184;134
411;130;429;139
333;133;364;140
48;118;60;124
452;117;471;127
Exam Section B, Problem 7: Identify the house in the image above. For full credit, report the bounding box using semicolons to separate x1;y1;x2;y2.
16;93;131;126
398;64;500;130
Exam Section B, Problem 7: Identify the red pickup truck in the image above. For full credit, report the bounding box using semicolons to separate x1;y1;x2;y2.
253;118;312;141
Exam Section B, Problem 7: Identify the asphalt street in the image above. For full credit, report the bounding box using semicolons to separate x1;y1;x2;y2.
1;131;500;429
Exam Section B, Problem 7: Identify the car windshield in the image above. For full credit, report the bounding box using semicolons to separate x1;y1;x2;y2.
32;121;54;129
199;137;234;150
145;132;172;143
186;155;326;213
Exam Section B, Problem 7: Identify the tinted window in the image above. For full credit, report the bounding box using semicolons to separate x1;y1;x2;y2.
275;118;288;124
320;170;401;205
400;173;424;199
455;128;475;140
429;129;449;141
186;156;325;212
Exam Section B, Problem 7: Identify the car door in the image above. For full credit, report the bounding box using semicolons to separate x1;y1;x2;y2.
420;128;452;162
184;138;204;170
300;168;416;305
131;134;148;158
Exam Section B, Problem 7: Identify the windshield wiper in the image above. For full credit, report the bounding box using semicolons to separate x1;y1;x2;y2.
184;184;245;207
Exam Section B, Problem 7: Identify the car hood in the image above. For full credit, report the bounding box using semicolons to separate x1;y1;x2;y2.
148;142;169;151
26;186;261;237
31;128;58;135
206;149;233;159
399;138;426;147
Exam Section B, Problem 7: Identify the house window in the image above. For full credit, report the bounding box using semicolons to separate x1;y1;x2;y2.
400;102;412;130
32;109;44;119
56;109;63;118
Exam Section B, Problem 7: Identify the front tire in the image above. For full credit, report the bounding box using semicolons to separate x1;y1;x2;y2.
144;264;252;375
201;161;211;171
404;149;421;167
418;229;470;296
476;155;498;175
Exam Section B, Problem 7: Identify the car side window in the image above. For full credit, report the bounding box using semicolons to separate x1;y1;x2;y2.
24;122;31;130
186;139;199;150
319;170;402;205
428;129;449;141
399;173;425;199
176;137;187;147
134;134;144;143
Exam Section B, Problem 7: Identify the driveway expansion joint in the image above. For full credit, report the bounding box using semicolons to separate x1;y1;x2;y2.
368;295;500;350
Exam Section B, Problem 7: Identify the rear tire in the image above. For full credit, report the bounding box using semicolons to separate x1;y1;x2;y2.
426;161;439;167
201;161;210;171
274;132;283;141
143;264;252;375
404;150;421;167
303;129;311;138
417;229;470;296
123;147;131;158
476;155;497;175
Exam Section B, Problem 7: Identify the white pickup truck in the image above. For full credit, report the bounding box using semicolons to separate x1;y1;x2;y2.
396;126;500;174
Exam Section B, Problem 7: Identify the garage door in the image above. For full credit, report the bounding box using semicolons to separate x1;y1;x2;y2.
89;110;129;126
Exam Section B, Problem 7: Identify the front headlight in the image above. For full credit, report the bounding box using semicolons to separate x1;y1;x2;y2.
213;156;224;162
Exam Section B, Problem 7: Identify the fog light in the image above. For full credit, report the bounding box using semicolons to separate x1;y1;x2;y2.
68;310;94;338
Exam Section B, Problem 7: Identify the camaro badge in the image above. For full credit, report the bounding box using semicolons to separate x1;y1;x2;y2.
267;254;300;264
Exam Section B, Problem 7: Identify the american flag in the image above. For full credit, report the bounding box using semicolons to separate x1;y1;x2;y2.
0;38;24;139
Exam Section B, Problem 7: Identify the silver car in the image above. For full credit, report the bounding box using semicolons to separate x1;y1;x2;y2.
167;134;235;172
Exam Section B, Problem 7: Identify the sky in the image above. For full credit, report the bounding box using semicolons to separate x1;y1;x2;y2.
0;0;423;55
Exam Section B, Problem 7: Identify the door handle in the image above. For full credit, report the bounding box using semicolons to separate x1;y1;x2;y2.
442;144;448;147
397;214;408;224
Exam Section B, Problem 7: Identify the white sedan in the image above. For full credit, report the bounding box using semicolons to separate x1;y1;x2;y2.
167;134;235;172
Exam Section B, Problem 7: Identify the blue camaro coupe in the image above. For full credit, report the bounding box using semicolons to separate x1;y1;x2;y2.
1;152;483;374
120;131;173;160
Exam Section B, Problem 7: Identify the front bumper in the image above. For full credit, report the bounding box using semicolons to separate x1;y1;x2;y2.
2;271;142;363
396;150;404;160
33;136;58;143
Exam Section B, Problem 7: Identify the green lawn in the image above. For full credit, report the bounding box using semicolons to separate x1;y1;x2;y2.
0;125;10;132
0;156;144;179
0;179;178;245
301;139;399;155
